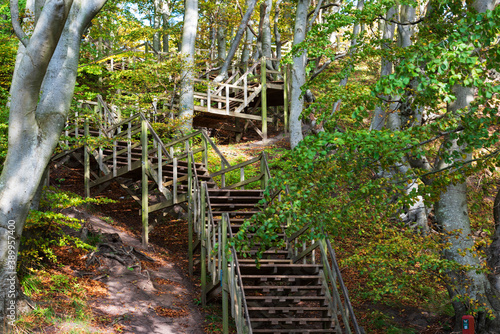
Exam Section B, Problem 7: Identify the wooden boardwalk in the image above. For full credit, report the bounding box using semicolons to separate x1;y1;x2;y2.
52;99;363;334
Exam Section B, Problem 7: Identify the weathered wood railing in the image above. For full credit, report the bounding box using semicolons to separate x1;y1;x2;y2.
190;179;253;334
286;223;363;334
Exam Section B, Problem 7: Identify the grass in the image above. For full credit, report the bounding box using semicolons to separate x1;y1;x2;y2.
15;267;109;333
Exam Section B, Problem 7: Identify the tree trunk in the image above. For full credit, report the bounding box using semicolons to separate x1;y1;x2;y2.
330;0;363;117
261;0;273;69
214;0;258;82
289;0;309;149
216;0;227;62
370;7;396;131
240;0;255;68
0;0;107;326
153;0;162;52
178;0;199;131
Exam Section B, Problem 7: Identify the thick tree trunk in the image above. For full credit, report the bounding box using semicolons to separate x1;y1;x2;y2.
289;0;309;149
178;0;199;131
0;0;106;327
153;0;162;52
434;84;500;332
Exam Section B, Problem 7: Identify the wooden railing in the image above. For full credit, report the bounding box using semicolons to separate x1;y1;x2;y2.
286;224;363;334
189;180;253;334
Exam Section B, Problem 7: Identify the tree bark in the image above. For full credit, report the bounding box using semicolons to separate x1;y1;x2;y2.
0;0;107;326
216;0;227;62
240;0;255;68
370;7;397;131
289;0;309;149
214;0;258;82
178;0;199;131
261;0;273;69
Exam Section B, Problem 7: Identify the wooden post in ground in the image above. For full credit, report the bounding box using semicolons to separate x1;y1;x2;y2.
200;181;207;306
201;131;208;167
261;57;267;142
222;213;229;334
188;152;194;277
284;64;289;133
261;152;269;190
141;119;149;247
84;118;90;198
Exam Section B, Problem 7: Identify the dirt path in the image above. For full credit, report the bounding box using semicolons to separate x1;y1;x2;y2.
65;208;205;334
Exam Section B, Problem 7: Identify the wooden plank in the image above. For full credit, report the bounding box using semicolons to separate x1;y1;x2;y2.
202;130;231;168
261;57;267;141
266;83;284;90
148;193;188;212
193;105;274;122
210;156;260;178
292;241;320;264
90;159;142;187
141;120;149;247
225;174;263;189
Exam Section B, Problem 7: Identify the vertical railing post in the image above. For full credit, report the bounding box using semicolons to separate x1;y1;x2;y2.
141;119;149;247
226;84;230;114
222;213;229;334
188;152;194;277
260;152;269;190
84;118;90;198
207;83;212;113
201;182;207;306
221;160;225;188
261;57;267;142
284;64;289;133
202;132;209;167
158;143;163;193
240;167;245;190
173;158;178;203
127;121;132;171
243;74;248;106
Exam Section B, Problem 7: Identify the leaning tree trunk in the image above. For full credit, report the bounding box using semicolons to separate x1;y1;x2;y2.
240;0;256;68
289;0;310;149
0;0;107;328
214;0;258;82
178;0;199;131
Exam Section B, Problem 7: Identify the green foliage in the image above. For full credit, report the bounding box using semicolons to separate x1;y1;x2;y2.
19;189;115;274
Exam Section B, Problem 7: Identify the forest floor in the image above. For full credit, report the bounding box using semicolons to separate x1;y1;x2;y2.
16;131;455;334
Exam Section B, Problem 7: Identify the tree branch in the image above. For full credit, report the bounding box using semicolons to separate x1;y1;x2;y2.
10;0;29;47
307;3;340;17
377;14;424;26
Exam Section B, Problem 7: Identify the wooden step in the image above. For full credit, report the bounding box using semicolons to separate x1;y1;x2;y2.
251;329;336;334
239;263;322;275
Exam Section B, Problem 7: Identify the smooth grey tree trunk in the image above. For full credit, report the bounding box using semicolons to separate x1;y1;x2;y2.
178;0;199;131
153;0;162;52
216;0;227;62
0;0;107;326
433;0;500;330
240;0;255;68
289;0;310;149
370;7;396;131
261;0;273;69
330;0;363;116
214;0;258;82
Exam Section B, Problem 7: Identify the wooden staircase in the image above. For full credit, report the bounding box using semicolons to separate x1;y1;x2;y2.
53;99;363;334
